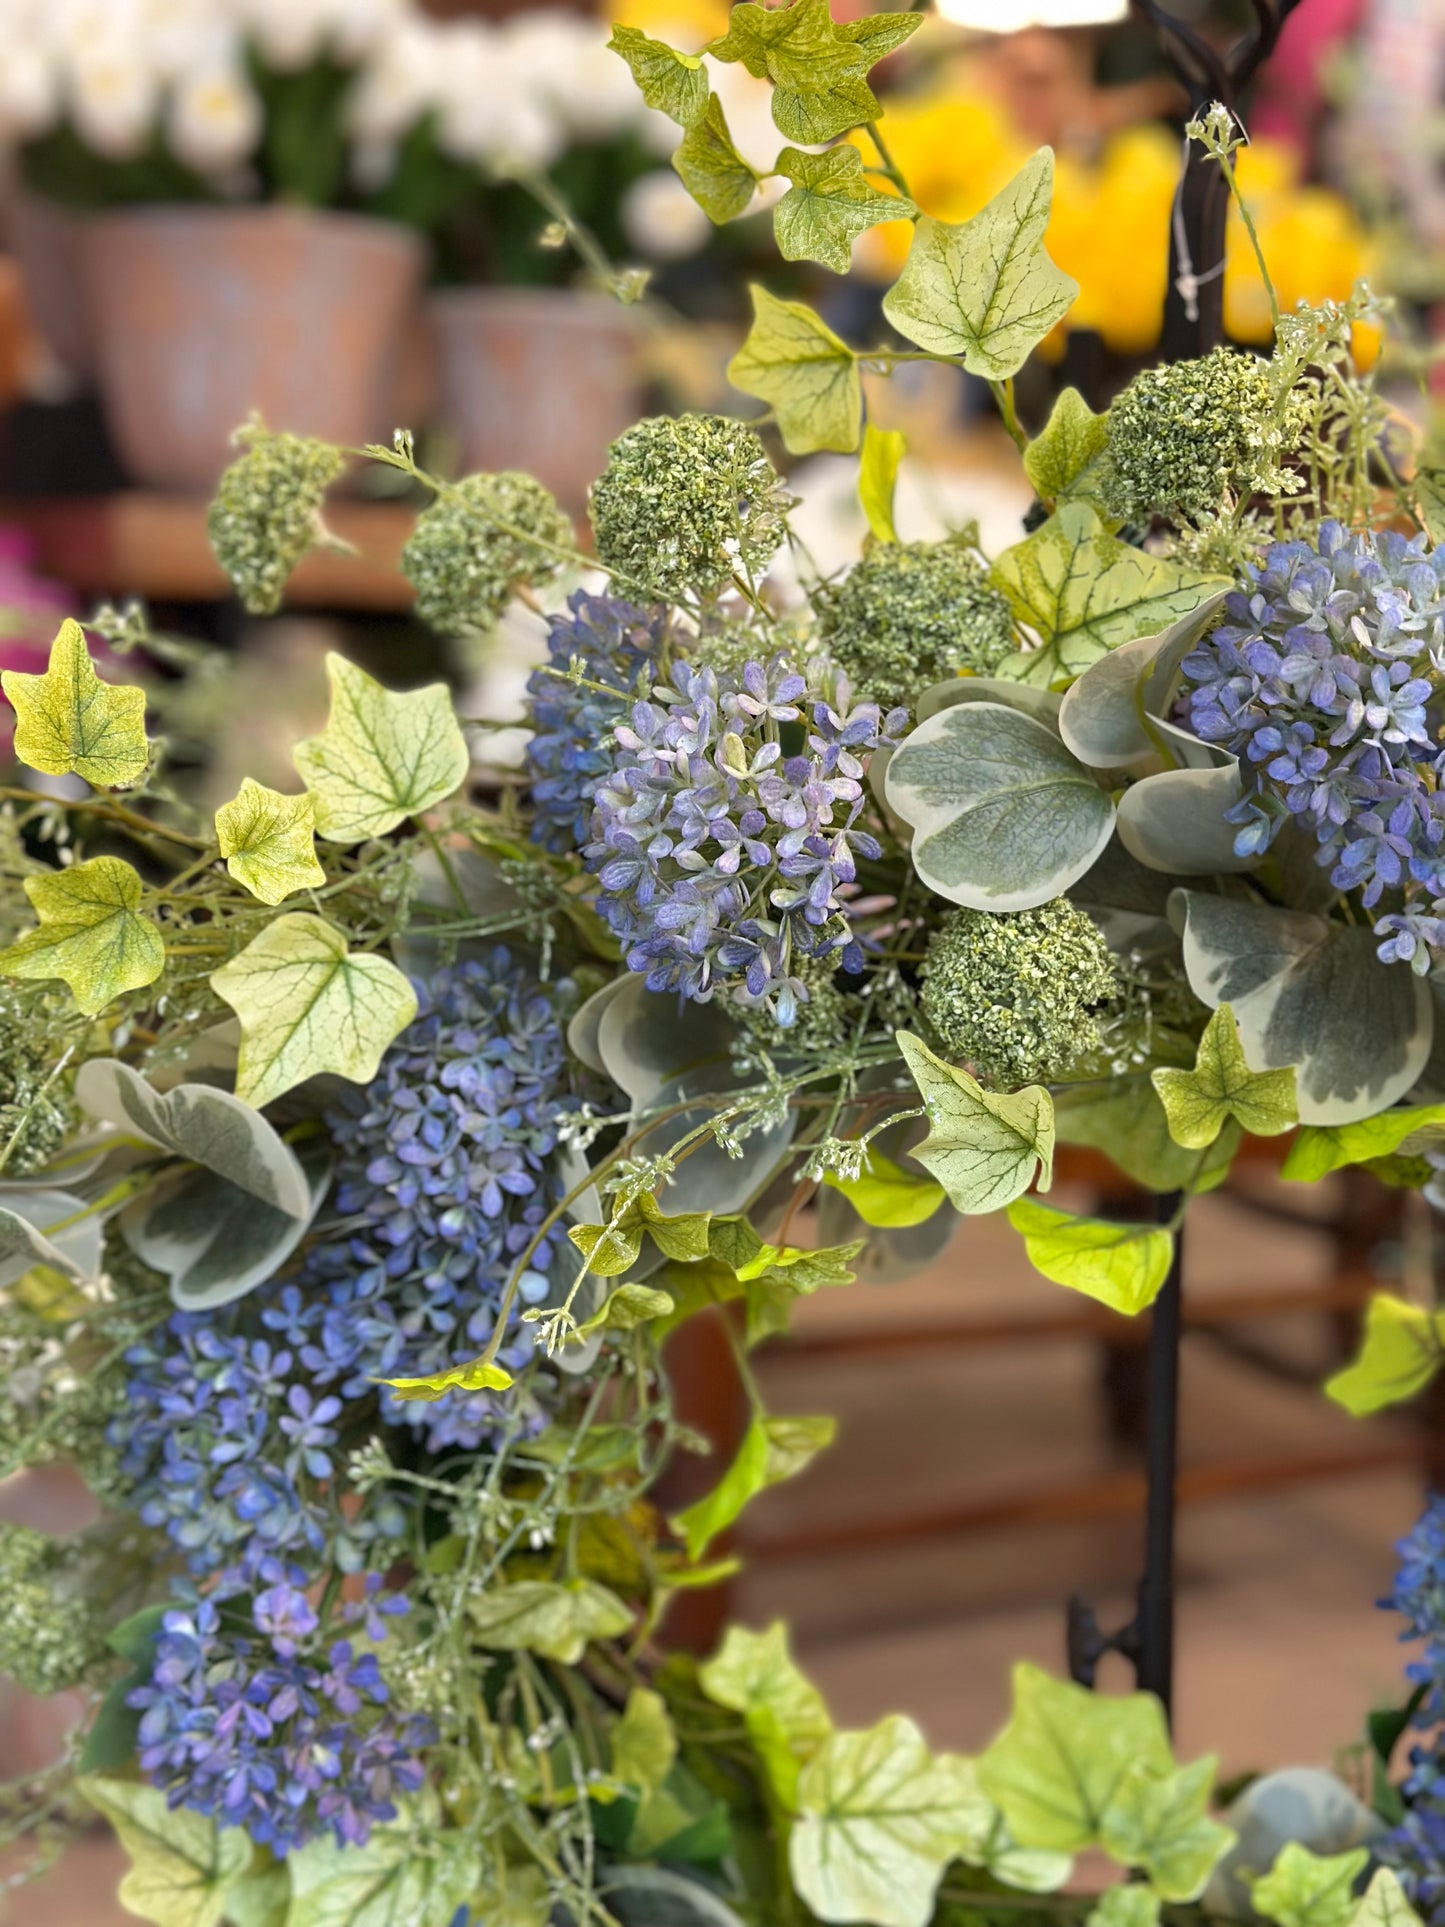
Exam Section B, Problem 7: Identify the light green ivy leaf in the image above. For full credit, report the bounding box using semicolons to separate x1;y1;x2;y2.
1351;1869;1425;1927
574;1282;677;1339
859;422;906;543
1088;1887;1163;1927
1324;1292;1445;1416
223;1861;290;1927
2;617;149;789
1151;1004;1298;1149
214;778;326;906
672;95;761;223
79;1775;251;1927
728;285;862;454
608;24;709;125
1097;1757;1234;1902
700;1620;832;1808
1053;1077;1239;1196
1023;386;1109;507
211;912;417;1109
285;1823;475;1927
882;149;1077;379
823;1147;945;1228
1283;1104;1445;1182
674;1412;836;1560
379;1355;514;1400
774;145;914;274
707;0;893;144
612;1686;679;1795
896;1030;1054;1214
293;653;469;846
1007;1198;1173;1315
0;855;163;1015
468;1578;633;1665
1248;1842;1370;1927
569;1217;646;1277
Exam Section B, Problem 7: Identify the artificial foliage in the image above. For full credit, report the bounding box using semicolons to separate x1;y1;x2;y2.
6;11;1445;1927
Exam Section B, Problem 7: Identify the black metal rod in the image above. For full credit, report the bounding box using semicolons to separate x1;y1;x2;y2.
1134;1212;1184;1715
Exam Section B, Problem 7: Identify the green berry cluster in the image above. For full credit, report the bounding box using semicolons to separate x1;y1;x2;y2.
919;900;1118;1090
1101;347;1308;527
0;1001;74;1177
207;420;346;616
814;540;1016;713
0;1523;106;1697
589;414;790;603
402;471;572;635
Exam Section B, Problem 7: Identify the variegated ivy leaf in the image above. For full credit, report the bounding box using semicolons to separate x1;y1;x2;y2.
574;1282;677;1338
699;1622;832;1808
215;779;326;906
1352;1870;1425;1927
379;1356;514;1400
773;145;913;274
859;422;906;543
1282;1103;1445;1181
884;701;1114;910
607;24;709;125
1248;1843;1371;1927
1007;1198;1174;1316
210;912;417;1109
293;653;469;845
1089;1889;1162;1927
1097;1758;1234;1903
1;618;148;788
673;1412;836;1559
882;150;1077;379
0;855;164;1015
79;1775;252;1927
672;96;761;222
896;1032;1053;1214
1151;1005;1298;1150
1023;387;1109;508
467;1578;632;1665
707;0;915;145
1324;1293;1445;1416
728;285;862;454
285;1823;475;1927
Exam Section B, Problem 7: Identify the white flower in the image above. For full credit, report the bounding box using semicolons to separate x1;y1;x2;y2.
134;0;237;83
67;35;159;160
501;14;639;147
0;39;57;138
330;0;408;63
621;168;711;261
346;16;443;147
168;60;262;174
432;22;563;178
236;0;336;73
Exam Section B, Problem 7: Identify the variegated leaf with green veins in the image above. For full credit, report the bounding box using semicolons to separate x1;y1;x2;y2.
672;97;761;222
1324;1293;1445;1416
379;1355;513;1400
897;1031;1053;1214
885;700;1114;908
1283;1104;1445;1181
1024;387;1109;507
293;653;469;845
79;1776;251;1927
728;285;861;454
573;1282;676;1338
466;1578;632;1664
0;855;163;1015
1089;1889;1163;1927
706;0;914;144
1007;1198;1174;1315
991;502;1227;687
210;913;417;1109
2;618;148;788
1248;1842;1370;1927
284;1823;475;1927
700;1620;832;1807
214;779;326;906
773;145;914;274
569;1216;645;1277
859;422;906;543
882;150;1077;379
1351;1869;1424;1927
674;1412;836;1559
612;1687;679;1795
823;1147;945;1228
607;24;708;125
1151;1005;1298;1150
1097;1757;1234;1901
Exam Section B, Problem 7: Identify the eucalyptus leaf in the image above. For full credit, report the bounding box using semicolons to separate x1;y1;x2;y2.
1007;1198;1173;1315
897;1031;1053;1213
1116;764;1258;875
0;1189;102;1289
601;1868;750;1927
672;96;760;223
1323;1293;1445;1416
859;423;906;543
467;1578;632;1664
774;145;913;274
1056;592;1231;771
79;1775;251;1927
0;855;164;1015
293;653;469;846
1024;388;1109;507
728;285;862;455
2;618;148;789
595;972;737;1105
914;677;1061;728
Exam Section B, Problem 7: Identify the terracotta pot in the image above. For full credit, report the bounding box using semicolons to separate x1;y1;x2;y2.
10;190;93;381
429;287;644;509
78;205;426;492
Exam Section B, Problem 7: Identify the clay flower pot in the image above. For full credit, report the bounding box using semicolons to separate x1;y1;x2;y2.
78;205;427;492
429;286;644;510
10;190;94;381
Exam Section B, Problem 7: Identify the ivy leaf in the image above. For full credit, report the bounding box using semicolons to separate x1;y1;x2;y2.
636;1194;713;1261
211;913;417;1109
791;1715;989;1927
1007;1198;1174;1316
1324;1293;1445;1416
0;855;163;1015
378;1355;514;1400
1023;387;1109;507
611;1687;680;1804
991;503;1226;688
728;285;861;455
674;1413;836;1560
1283;1104;1445;1182
1151;1005;1298;1149
708;0;880;142
1351;1870;1425;1927
1;618;148;788
214;779;326;907
1089;1889;1163;1927
79;1775;251;1927
774;145;913;274
1248;1843;1370;1927
1097;1758;1234;1902
978;1663;1173;1854
569;1217;646;1277
285;1825;474;1927
823;1147;945;1228
574;1282;677;1339
608;24;709;125
223;1864;291;1927
896;1030;1054;1214
859;422;906;543
293;653;469;845
467;1578;633;1665
837;11;924;61
700;1621;832;1807
882;150;1077;379
672;96;761;223
1053;1078;1239;1196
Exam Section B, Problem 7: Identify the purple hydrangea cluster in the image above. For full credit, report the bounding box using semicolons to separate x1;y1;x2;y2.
525;591;672;853
129;1570;430;1853
1181;521;1445;972
1378;1497;1445;1916
584;656;904;1019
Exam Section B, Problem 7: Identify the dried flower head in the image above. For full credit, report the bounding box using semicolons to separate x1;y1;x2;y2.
207;419;346;616
403;471;572;634
0;1522;106;1696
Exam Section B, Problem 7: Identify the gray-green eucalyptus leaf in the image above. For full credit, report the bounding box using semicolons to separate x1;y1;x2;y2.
0;1189;102;1289
1056;591;1229;772
914;678;1061;729
1115;765;1259;876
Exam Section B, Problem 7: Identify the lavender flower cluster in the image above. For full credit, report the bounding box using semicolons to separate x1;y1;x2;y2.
1378;1496;1445;1917
1181;521;1445;972
584;655;904;1020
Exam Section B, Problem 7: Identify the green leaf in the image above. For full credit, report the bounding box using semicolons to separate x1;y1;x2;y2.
1097;1758;1234;1902
214;779;327;906
1088;1888;1162;1927
772;72;882;146
223;1863;290;1927
991;503;1225;688
882;150;1077;379
2;618;148;788
1053;1077;1239;1195
896;1030;1054;1214
379;1355;514;1400
569;1217;646;1277
1283;1104;1445;1182
1324;1293;1445;1416
699;1621;832;1776
859;423;907;543
823;1147;945;1228
673;1412;835;1559
78;1606;169;1776
0;855;163;1015
285;1824;475;1927
608;24;709;125
467;1578;632;1664
79;1776;251;1927
774;144;913;275
728;285;861;455
636;1193;713;1261
707;0;883;143
1006;1198;1173;1315
672;96;760;223
1418;472;1445;546
791;1715;991;1927
1151;1005;1298;1149
1024;387;1109;506
210;912;417;1109
1249;1842;1370;1927
0;1193;100;1290
837;11;924;61
977;1662;1173;1854
1351;1869;1424;1927
293;653;469;846
575;1282;677;1338
885;700;1114;909
612;1686;679;1794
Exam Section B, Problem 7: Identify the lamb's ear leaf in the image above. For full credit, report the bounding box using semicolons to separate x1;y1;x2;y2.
896;1032;1053;1214
1174;891;1433;1125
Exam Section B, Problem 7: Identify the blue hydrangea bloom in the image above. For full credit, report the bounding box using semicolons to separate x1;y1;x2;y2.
1378;1496;1445;1916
